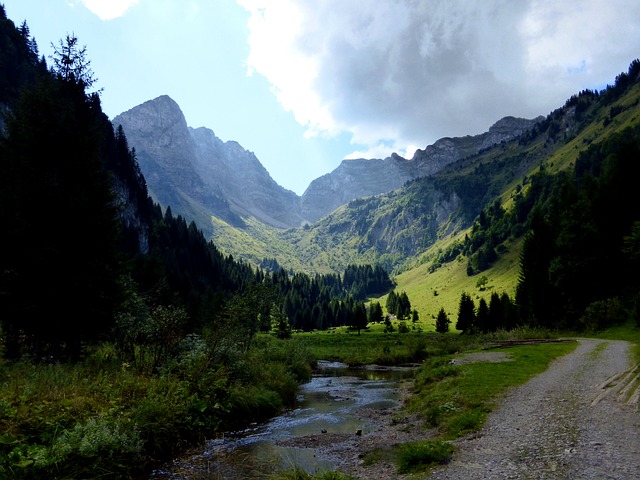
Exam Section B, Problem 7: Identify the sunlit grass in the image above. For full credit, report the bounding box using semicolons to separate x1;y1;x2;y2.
408;341;578;439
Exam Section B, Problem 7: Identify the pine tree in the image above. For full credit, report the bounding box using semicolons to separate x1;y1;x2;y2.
386;290;398;315
397;292;412;320
435;307;450;333
351;302;368;334
456;293;476;334
487;292;503;332
368;302;384;324
476;298;489;334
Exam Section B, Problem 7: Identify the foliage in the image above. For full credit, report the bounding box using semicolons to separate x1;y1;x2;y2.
0;50;122;359
386;290;412;320
435;307;450;333
342;263;393;300
516;125;640;330
395;440;455;474
50;33;97;89
0;335;314;478
0;12;46;104
455;293;476;334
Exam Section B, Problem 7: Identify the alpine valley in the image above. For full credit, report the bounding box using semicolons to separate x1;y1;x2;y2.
3;6;640;477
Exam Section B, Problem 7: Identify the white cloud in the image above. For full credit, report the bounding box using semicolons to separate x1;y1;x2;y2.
80;0;140;20
239;0;640;158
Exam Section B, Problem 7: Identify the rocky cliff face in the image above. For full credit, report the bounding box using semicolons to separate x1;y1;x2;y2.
113;95;542;232
189;127;304;228
113;95;303;231
301;115;543;222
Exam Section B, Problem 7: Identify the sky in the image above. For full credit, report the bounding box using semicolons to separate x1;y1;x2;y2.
4;1;640;195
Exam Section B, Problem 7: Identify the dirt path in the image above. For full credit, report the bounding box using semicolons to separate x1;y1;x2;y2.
427;338;640;480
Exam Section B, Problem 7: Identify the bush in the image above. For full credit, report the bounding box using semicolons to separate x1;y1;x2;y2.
579;297;626;331
396;440;455;474
50;417;144;477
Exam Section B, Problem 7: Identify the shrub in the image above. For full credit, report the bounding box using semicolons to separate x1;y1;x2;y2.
50;417;144;476
579;297;626;331
396;440;455;474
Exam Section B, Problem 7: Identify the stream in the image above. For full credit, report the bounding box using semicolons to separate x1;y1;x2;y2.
151;362;416;479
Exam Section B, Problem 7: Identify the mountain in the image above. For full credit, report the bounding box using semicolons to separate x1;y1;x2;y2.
300;116;543;222
210;62;640;277
113;95;541;232
112;95;305;232
112;64;640;281
189;126;304;228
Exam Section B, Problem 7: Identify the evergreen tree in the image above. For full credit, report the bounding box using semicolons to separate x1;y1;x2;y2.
50;33;97;89
456;293;476;334
384;315;394;333
500;292;518;330
487;292;503;332
386;290;398;316
271;306;291;339
476;298;489;334
435;307;450;333
0;58;121;358
397;292;412;320
351;302;368;334
368;302;384;324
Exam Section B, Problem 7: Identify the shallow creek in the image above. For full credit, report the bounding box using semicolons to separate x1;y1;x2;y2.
151;362;416;479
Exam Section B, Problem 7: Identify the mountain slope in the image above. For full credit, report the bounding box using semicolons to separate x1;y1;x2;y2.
189;126;304;228
113;95;541;233
112;95;243;232
221;63;640;279
112;95;304;232
300;116;542;222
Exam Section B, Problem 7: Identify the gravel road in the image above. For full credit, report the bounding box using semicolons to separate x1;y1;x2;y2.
427;338;640;480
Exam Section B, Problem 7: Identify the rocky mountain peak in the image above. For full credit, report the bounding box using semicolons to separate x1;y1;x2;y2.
113;95;304;230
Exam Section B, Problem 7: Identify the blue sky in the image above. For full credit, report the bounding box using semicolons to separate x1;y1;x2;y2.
5;1;640;195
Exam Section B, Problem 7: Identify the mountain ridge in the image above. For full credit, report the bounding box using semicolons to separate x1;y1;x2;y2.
300;115;543;222
113;95;542;230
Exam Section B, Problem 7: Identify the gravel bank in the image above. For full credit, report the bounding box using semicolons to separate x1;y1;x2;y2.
427;338;640;480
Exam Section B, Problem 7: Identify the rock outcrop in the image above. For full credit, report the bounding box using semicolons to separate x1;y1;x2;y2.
112;95;303;232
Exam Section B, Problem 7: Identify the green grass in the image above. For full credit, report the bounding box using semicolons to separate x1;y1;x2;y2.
291;329;493;366
395;439;455;474
291;330;432;366
408;341;578;440
370;236;523;332
269;468;354;480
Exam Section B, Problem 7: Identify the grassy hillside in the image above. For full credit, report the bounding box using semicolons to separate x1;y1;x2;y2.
387;78;640;328
370;236;522;332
